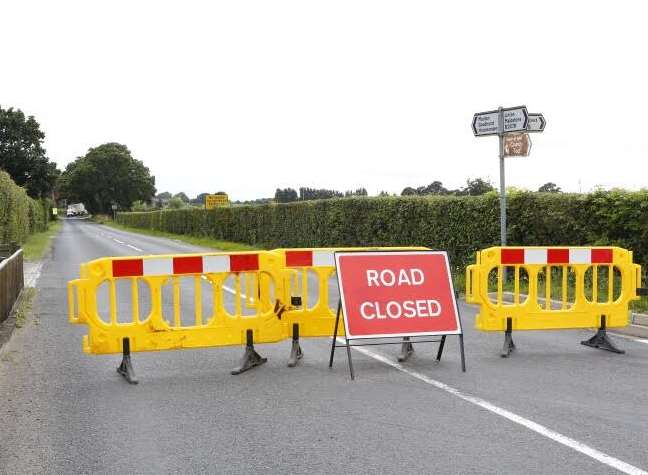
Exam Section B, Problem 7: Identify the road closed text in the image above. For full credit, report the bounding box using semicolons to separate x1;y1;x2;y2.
335;251;461;338
362;268;441;319
360;299;441;319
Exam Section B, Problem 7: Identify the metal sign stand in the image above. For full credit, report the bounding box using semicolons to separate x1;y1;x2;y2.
497;107;507;247
328;299;466;381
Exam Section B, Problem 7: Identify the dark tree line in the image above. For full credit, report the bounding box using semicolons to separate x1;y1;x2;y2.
274;187;368;203
402;179;563;196
0;106;59;198
402;178;495;196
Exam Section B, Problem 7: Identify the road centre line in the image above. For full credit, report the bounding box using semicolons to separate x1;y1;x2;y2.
340;338;647;475
608;332;648;345
126;244;143;252
113;238;125;244
201;275;240;297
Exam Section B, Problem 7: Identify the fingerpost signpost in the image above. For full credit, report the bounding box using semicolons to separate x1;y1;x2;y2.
472;106;546;246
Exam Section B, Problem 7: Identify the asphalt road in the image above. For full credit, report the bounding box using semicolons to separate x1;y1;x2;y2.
1;219;647;474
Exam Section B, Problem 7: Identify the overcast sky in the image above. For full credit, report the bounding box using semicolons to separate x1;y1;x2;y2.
2;1;646;200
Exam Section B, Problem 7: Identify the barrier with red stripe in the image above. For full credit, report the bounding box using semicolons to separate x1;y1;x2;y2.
68;246;427;382
466;246;642;356
274;247;429;339
111;253;260;277
68;251;285;362
500;248;613;265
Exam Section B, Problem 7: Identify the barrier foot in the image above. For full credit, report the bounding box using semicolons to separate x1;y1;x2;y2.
581;316;625;354
117;338;138;384
231;330;267;375
397;337;414;362
287;323;303;368
501;318;516;358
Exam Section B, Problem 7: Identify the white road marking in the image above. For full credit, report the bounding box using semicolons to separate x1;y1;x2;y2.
126;244;143;252
341;339;648;475
608;332;648;345
113;239;125;244
200;275;241;297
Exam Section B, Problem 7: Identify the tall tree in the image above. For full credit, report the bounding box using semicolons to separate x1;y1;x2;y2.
417;181;449;195
538;182;562;193
460;178;495;196
0;106;60;198
345;188;368;197
59;143;156;213
275;188;298;203
299;187;343;200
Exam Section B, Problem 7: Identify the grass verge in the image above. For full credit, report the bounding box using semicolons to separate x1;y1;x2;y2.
22;221;62;261
15;287;37;328
103;222;260;252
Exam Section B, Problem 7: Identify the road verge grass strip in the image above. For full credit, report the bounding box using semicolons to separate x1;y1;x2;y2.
103;221;260;252
22;221;62;261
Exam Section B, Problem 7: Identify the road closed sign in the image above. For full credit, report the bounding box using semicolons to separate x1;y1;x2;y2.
334;251;462;339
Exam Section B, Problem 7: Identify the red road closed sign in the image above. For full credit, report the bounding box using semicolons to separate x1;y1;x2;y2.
335;250;462;339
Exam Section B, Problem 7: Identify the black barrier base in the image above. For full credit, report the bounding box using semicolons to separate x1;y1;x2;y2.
287;323;304;367
231;330;267;375
397;337;415;362
501;318;516;358
117;337;138;384
329;300;466;380
581;315;625;354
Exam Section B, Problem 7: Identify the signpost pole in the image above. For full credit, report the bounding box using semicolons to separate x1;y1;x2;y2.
498;106;506;247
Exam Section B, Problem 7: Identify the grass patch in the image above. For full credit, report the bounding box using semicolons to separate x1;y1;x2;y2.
91;214;112;224
104;222;260;252
15;287;37;328
22;221;62;261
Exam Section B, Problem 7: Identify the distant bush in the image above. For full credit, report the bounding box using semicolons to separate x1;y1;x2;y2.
116;191;648;270
0;170;47;245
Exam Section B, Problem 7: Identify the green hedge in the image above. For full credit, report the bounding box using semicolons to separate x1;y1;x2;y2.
0;170;48;245
117;190;648;271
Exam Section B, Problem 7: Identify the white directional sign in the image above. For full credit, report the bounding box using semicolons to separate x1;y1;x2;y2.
472;106;528;136
472;110;499;136
502;106;528;133
527;113;546;133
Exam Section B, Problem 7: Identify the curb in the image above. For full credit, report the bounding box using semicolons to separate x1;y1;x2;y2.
0;312;18;354
0;260;44;354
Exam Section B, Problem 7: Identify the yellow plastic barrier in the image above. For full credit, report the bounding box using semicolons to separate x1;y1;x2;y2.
273;247;428;334
68;246;425;382
466;246;642;356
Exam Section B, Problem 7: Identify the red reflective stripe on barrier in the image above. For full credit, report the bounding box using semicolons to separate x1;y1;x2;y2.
112;259;143;277
230;254;259;272
173;256;203;274
286;250;313;267
591;248;613;264
501;249;524;264
548;249;570;264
